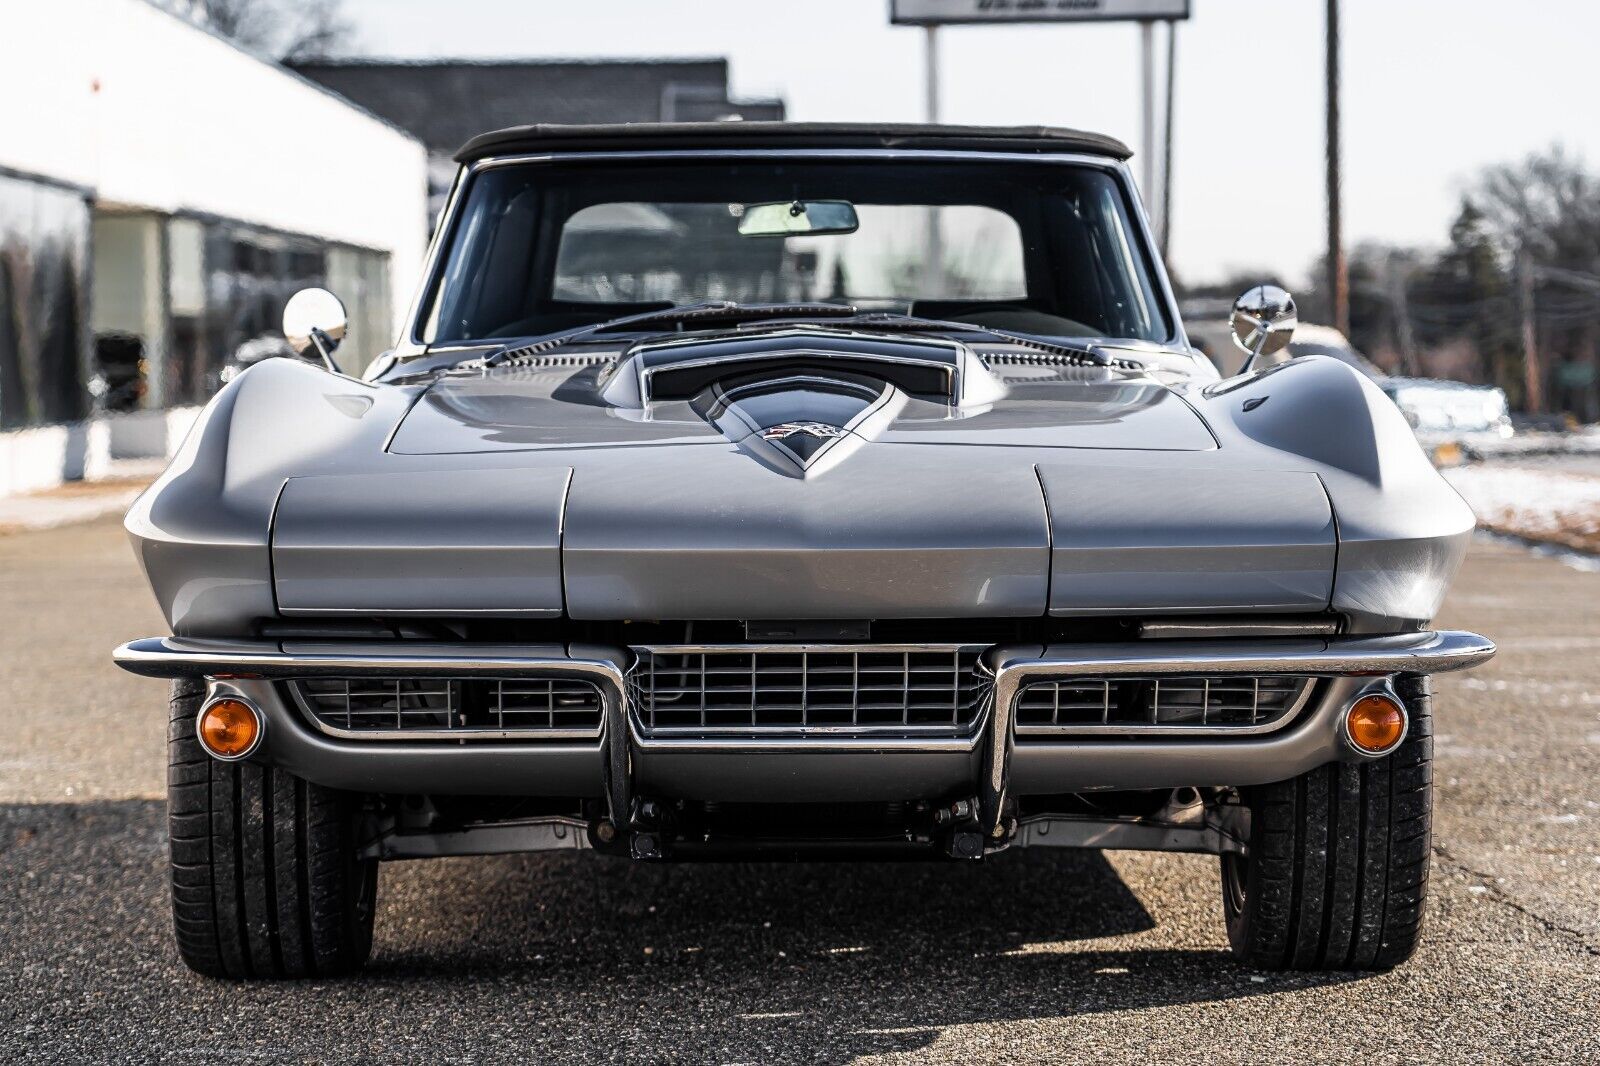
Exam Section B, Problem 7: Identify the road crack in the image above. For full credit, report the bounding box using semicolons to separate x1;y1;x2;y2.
1433;843;1600;957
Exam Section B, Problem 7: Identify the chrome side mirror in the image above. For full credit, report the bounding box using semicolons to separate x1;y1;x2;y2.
1230;284;1297;374
283;287;348;373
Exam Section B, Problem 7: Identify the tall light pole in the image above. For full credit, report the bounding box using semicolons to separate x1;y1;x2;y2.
1140;20;1157;206
1160;19;1178;260
923;24;944;293
1325;0;1349;336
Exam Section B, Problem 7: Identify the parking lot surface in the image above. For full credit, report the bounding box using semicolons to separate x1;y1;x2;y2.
1;518;1596;1064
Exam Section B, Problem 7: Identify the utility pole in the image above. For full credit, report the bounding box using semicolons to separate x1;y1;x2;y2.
923;24;944;295
1325;0;1349;336
1160;19;1178;260
1519;252;1544;413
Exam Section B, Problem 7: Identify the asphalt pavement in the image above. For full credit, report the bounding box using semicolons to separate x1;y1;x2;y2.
1;518;1596;1064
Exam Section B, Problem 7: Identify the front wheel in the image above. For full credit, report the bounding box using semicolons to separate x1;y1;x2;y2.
1221;675;1433;971
167;679;377;979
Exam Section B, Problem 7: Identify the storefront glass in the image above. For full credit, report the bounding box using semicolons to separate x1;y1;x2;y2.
0;171;91;429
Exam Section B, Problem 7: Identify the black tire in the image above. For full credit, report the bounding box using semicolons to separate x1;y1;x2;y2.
1220;675;1433;972
167;679;377;979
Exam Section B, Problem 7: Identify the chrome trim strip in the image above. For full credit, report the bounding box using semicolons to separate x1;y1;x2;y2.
1136;618;1342;639
978;629;1496;837
113;637;631;684
629;642;982;656
626;725;984;754
401;162;469;351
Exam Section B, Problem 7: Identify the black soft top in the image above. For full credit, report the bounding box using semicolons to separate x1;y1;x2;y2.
453;121;1132;163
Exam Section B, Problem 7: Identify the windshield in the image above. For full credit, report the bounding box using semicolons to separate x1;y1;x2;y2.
420;158;1172;346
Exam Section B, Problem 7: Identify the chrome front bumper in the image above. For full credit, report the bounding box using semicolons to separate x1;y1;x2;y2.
114;630;1495;839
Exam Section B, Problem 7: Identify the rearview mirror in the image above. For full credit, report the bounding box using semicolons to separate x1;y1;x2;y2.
1229;284;1297;373
282;287;348;373
738;200;859;238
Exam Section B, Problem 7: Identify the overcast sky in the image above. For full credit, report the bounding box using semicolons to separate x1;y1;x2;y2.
340;0;1599;287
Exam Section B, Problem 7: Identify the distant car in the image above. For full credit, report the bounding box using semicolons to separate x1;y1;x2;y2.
1283;322;1389;379
90;332;147;413
1380;377;1514;439
114;122;1494;980
217;333;302;386
1187;317;1387;381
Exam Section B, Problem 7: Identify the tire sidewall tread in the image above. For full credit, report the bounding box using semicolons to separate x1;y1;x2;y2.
165;680;376;979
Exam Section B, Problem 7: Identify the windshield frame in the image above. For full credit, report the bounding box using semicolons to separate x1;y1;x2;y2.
401;148;1187;355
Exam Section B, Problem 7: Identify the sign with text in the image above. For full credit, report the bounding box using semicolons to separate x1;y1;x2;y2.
890;0;1190;24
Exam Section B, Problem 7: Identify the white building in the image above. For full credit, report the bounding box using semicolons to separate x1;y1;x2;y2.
0;0;428;495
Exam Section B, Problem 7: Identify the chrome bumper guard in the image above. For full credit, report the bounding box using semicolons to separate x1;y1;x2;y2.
977;629;1494;839
114;630;1495;842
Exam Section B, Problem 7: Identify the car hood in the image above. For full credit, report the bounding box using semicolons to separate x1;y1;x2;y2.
131;351;1470;635
273;337;1336;621
386;343;1219;456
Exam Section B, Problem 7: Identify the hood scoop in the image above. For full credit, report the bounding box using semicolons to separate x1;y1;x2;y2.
696;369;906;478
604;329;968;406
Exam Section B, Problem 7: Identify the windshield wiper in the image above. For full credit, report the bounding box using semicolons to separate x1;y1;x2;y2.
481;301;860;367
477;302;1143;371
782;311;1128;368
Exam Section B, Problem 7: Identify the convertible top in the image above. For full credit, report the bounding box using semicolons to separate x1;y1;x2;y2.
453;121;1133;163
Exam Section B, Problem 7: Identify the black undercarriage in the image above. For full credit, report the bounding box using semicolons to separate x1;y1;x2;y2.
364;787;1244;864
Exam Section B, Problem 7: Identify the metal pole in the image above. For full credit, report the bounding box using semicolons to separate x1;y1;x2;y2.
1140;20;1156;203
1388;251;1417;376
1160;19;1177;261
923;24;944;294
1325;0;1349;336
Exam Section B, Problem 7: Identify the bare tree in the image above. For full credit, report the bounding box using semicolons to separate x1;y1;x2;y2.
169;0;355;60
1474;146;1600;268
1472;147;1600;418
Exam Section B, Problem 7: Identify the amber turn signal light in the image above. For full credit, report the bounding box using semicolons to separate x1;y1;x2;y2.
1344;692;1407;755
198;697;262;760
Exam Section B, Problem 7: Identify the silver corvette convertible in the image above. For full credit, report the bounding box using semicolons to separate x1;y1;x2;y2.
114;123;1494;979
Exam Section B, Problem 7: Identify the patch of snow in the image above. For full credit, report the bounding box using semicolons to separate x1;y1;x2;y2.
1446;464;1600;543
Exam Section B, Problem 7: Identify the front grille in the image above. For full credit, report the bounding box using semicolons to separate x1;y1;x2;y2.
629;645;990;736
1015;675;1315;737
290;677;604;741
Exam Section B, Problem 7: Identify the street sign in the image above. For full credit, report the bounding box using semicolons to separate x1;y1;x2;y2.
890;0;1190;24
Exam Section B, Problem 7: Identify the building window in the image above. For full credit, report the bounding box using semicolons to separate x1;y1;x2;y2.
0;171;91;429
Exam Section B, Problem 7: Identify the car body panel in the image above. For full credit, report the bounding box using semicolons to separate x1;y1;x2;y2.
561;443;1052;619
1039;463;1336;614
272;468;571;616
